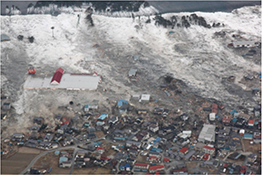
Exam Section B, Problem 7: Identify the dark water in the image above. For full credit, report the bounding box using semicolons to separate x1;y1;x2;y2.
1;1;261;15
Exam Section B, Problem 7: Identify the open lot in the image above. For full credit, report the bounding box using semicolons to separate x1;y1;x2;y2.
1;153;37;174
73;167;111;174
242;140;261;153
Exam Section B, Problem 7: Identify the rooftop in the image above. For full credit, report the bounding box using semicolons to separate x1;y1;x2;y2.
24;73;100;90
198;124;216;142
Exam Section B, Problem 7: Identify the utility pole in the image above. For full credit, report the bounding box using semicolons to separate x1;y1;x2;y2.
51;26;54;37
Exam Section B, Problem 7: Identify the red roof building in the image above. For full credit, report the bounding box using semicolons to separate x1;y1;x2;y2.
163;158;170;162
149;165;165;173
134;163;149;169
179;147;189;154
62;120;70;125
96;146;104;150
203;145;215;155
222;117;231;124
147;156;159;162
50;67;64;85
248;120;254;127
202;153;210;161
212;104;218;114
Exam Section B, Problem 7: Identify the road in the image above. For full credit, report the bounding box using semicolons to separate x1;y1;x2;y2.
20;137;106;175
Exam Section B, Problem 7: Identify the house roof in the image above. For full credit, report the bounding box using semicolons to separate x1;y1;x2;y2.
222;117;231;122
179;147;188;153
141;94;150;101
51;68;64;84
129;68;137;76
149;165;164;170
98;114;108;120
202;153;210;160
248;120;254;125
1;34;10;42
96;146;104;150
203;145;215;150
163;158;170;161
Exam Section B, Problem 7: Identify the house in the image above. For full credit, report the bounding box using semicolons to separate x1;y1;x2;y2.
179;147;189;155
128;68;137;77
231;133;241;145
243;134;253;140
182;131;192;138
25;139;38;148
140;94;150;102
117;99;128;107
222;116;231;125
84;104;98;112
126;140;141;148
43;134;53;142
95;146;105;154
217;135;227;148
11;133;24;141
212;104;218;114
2;103;11;110
134;162;149;170
33;117;44;125
253;132;261;143
109;116;119;125
163;158;170;163
239;129;245;135
184;150;195;160
147;156;160;162
219;127;230;136
149;165;165;173
97;114;108;121
203;145;215;155
202;153;210;161
198;124;216;143
194;142;205;151
137;109;147;115
60;161;72;168
1;34;10;42
247;153;257;165
50;67;64;85
200;161;213;168
30;126;40;132
248;120;254;127
148;124;159;133
233;41;255;48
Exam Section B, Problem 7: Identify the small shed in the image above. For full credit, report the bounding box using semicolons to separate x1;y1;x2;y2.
128;68;137;77
209;113;216;121
1;34;10;42
140;94;150;102
133;55;140;61
239;129;245;135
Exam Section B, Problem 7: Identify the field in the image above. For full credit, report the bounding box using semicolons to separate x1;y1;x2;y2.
32;150;74;174
1;153;37;174
72;167;111;174
242;140;261;153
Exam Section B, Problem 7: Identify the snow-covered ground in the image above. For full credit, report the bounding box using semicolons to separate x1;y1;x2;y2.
0;5;261;136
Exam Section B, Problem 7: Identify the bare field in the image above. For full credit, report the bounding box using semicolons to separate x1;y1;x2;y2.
73;167;111;174
1;153;37;174
242;140;261;153
18;147;42;154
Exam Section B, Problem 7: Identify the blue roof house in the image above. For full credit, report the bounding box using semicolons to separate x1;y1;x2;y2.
98;114;108;121
117;99;128;107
